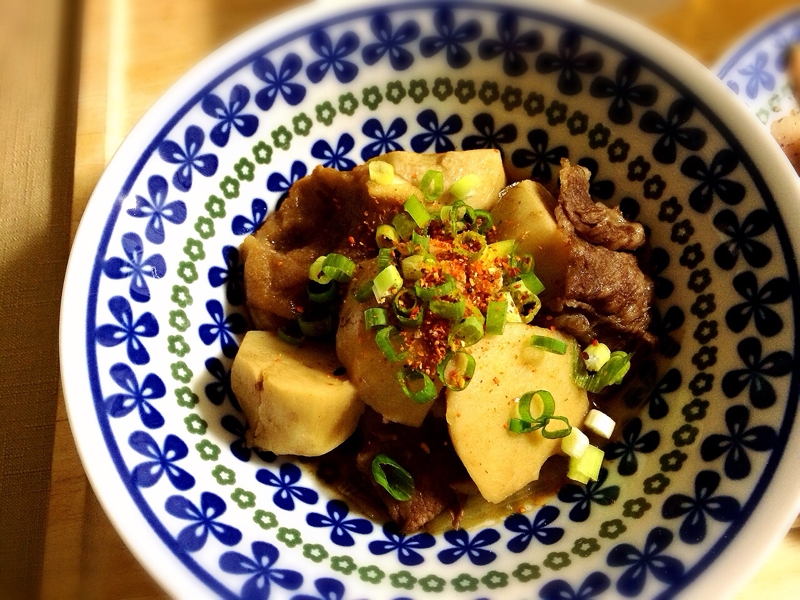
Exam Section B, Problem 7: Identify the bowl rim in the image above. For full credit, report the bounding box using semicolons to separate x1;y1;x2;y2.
60;0;800;598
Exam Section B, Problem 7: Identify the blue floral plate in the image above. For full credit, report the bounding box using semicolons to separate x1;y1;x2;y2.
60;1;800;598
715;7;800;126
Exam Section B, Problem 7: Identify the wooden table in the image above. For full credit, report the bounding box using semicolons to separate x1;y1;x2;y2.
37;0;800;598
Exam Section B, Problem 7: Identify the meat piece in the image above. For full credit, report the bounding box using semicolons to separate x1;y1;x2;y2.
557;159;646;251
240;164;399;326
549;207;655;349
355;408;466;534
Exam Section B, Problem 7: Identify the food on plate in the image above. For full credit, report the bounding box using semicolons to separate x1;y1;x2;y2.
232;149;654;532
770;43;800;173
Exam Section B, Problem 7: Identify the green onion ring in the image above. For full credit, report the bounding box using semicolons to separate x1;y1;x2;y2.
485;299;507;335
321;253;355;282
363;307;389;330
448;315;484;347
354;279;375;302
429;296;465;321
438;350;476;391
453;231;487;261
420;169;444;201
375;326;407;362
396;369;437;403
404;194;431;227
371;454;415;501
375;224;399;248
518;390;556;423
540;415;572;439
474;209;493;234
414;274;455;301
529;334;567;355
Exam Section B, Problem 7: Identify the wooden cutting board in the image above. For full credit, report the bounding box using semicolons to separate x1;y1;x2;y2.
41;0;800;597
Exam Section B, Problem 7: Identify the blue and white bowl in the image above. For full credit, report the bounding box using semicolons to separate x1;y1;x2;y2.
60;1;800;598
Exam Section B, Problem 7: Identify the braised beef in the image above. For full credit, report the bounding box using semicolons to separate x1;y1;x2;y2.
556;160;646;251
354;408;466;534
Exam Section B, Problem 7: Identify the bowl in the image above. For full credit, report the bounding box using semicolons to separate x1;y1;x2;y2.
60;0;800;598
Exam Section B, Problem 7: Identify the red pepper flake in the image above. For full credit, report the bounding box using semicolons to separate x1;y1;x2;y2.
348;236;355;245
550;325;556;331
592;339;599;346
420;442;430;454
492;377;500;386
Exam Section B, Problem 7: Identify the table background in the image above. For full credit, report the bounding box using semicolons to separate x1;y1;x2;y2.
2;0;800;598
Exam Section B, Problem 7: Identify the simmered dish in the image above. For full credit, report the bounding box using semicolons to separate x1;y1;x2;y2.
231;149;654;533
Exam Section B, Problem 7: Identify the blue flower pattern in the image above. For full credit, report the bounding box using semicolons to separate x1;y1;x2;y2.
557;468;620;522
362;13;420;71
478;12;542;76
219;541;302;600
202;84;259;147
662;470;740;544
221;414;275;463
368;523;435;566
105;363;165;429
701;404;777;479
360;117;407;160
721;336;793;409
165;491;242;552
198;299;246;358
96;296;158;365
604;418;660;476
204;357;239;409
306;30;359;84
737;51;775;99
208;245;244;305
306;499;373;546
126;174;186;244
256;463;318;511
129;430;195;490
158;125;219;192
607;527;684;597
103;232;167;303
437;528;501;566
232;198;269;236
311;133;356;171
410;109;462;153
539;572;611;600
253;53;306;110
504;505;564;553
420;8;481;69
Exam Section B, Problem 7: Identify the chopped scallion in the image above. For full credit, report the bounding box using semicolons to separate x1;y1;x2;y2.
297;310;336;337
448;316;484;347
392;289;424;328
396;369;437;403
414;274;455;301
485;299;508;335
584;342;611;372
438;350;476;391
321;253;355;282
354;279;375;302
363;307;388;329
375;224;399;248
429;296;466;321
404;194;430;227
377;247;394;270
529;334;567;355
453;231;487;261
474;209;493;234
567;444;604;484
419;169;444;201
374;326;407;362
392;212;416;241
308;255;331;284
307;280;337;303
372;454;414;501
372;265;403;301
401;254;432;280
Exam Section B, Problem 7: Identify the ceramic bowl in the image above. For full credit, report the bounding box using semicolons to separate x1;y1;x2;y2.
60;1;800;598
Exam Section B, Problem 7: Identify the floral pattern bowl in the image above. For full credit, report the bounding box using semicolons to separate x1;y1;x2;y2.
60;0;800;598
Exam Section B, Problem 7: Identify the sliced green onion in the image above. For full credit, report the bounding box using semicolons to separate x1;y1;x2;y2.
429;296;465;321
512;253;535;274
453;231;487;261
321;253;355;282
438;350;476;391
354;279;375;302
448;316;484;348
375;224;399;248
373;265;403;301
364;307;388;329
392;212;416;241
518;390;555;423
520;271;545;295
377;247;394;270
584;409;616;439
308;255;331;284
420;169;444;201
503;291;523;323
392;289;424;328
474;209;493;234
485;299;508;335
401;254;431;280
404;194;430;227
369;160;394;184
414;274;455;301
307;280;337;303
561;427;589;459
396;369;437;403
411;231;430;251
567;444;604;484
371;454;414;501
508;278;538;306
450;173;481;200
586;351;632;393
584;342;611;372
519;296;542;324
297;310;336;337
540;415;572;439
375;326;407;362
529;334;567;355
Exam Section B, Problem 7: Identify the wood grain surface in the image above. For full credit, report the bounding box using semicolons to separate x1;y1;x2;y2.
40;1;800;598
